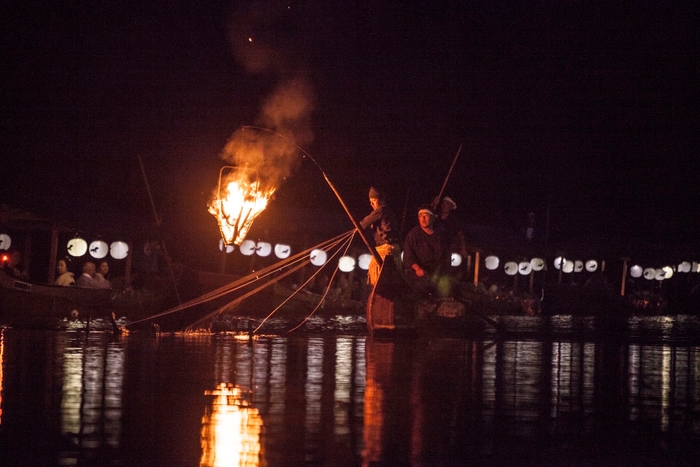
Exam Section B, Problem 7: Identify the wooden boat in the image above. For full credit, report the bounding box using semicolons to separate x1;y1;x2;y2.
271;281;364;315
0;270;168;329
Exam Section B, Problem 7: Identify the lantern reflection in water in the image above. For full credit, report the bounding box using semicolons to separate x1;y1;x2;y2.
200;383;262;467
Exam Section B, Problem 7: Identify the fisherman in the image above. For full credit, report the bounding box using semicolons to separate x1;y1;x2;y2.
359;186;402;285
433;196;468;278
402;204;454;298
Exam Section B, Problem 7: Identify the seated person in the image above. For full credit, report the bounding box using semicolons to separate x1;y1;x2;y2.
94;260;112;289
76;261;110;289
54;258;75;286
402;204;455;298
1;249;28;280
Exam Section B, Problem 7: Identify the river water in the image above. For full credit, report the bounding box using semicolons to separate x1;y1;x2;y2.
1;315;700;466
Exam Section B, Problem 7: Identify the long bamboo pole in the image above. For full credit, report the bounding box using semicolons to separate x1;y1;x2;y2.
432;144;462;209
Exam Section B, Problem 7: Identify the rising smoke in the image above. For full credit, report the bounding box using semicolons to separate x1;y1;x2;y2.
220;1;315;190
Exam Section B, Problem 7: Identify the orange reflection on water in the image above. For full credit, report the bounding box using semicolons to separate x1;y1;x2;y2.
201;383;262;467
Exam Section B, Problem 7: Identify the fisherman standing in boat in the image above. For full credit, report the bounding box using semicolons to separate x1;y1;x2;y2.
403;204;454;298
360;187;402;285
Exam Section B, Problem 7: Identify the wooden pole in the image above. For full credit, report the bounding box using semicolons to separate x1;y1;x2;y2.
620;258;628;296
432;144;462;210
473;251;480;286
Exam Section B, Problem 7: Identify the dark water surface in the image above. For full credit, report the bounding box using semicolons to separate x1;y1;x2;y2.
1;316;700;466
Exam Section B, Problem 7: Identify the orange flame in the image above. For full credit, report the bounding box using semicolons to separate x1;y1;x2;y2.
208;168;275;246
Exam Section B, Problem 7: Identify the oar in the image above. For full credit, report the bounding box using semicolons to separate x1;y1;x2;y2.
455;297;507;332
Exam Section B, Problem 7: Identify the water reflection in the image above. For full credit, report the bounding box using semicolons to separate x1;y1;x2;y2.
200;383;262;467
0;317;699;465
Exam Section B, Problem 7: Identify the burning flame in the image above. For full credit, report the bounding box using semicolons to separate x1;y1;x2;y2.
208;168;275;246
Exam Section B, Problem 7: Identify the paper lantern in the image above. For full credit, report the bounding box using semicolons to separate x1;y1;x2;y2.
240;239;256;256
218;239;235;253
530;258;545;271
338;256;355;272
451;253;463;267
310;249;327;266
553;256;565;270
629;265;643;278
562;261;574;273
662;266;673;279
67;238;88;257
89;240;109;259
110;241;129;260
642;268;655;280
574;260;583;273
585;260;598;272
485;256;499;270
504;261;518;276
518;261;532;275
274;244;291;259
255;242;272;257
358;253;371;270
0;233;11;251
678;261;691;273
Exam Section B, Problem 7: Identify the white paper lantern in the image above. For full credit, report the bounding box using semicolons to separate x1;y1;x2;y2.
338;256;355;272
504;261;518;276
89;240;109;259
585;260;598;272
629;265;643;278
518;261;532;275
255;242;272;257
643;268;656;280
110;241;129;260
358;253;372;270
310;249;327;266
0;233;11;251
485;256;499;270
678;261;691;273
530;258;545;271
574;260;583;273
218;239;235;253
67;238;88;257
553;256;565;270
451;253;463;267
562;261;574;273
240;239;256;256
275;244;291;259
662;266;674;279
654;268;665;281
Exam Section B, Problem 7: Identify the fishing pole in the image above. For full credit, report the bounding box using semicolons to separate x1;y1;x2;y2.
432;144;463;210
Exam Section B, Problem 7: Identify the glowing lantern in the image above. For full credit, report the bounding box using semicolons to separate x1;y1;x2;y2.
694;262;700;273
518;261;532;275
255;242;271;257
274;244;291;259
530;258;545;271
553;256;566;270
451;253;463;267
239;239;256;256
89;240;109;259
629;265;643;278
654;268;665;281
310;249;327;266
208;167;275;246
504;261;518;276
67;238;87;257
338;256;355;272
562;261;574;273
585;260;598;272
678;261;691;273
643;268;655;280
110;241;129;260
574;260;583;273
485;256;499;270
219;239;235;253
662;266;673;279
358;253;371;270
0;233;10;250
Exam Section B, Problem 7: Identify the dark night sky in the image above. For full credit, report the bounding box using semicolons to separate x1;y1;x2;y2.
2;0;698;267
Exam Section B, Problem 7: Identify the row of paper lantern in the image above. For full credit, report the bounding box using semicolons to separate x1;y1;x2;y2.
0;234;130;260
